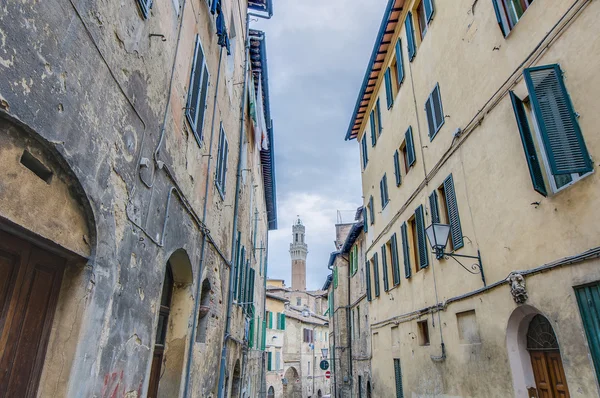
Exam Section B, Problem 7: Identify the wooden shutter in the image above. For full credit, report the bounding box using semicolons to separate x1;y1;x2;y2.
491;0;508;36
405;127;416;167
443;174;464;250
509;91;548;196
425;95;436;140
429;191;440;223
237;247;246;302
186;36;210;144
415;205;429;269
334;266;338;289
401;223;411;278
249;318;255;348
383;174;389;205
390;233;401;286
395;39;404;86
363;207;368;233
261;320;266;350
233;232;241;298
268;352;272;371
405;12;416;61
366;260;372;301
424;0;434;23
373;253;380;297
394;151;402;186
268;311;273;329
248;268;255;315
380;178;385;209
385;68;394;109
369;196;375;225
281;314;286;330
370;111;377;147
394;358;404;398
524;65;592;175
381;244;389;291
575;283;600;384
361;135;369;169
427;84;444;139
136;0;153;19
376;99;383;136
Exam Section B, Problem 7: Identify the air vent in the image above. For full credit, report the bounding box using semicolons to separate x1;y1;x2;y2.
20;150;53;184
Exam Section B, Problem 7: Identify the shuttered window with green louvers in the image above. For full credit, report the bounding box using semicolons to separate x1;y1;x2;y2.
373;253;380;298
366;260;373;301
394;150;402;186
524;65;592;175
390;233;401;286
370;111;377;147
376;99;383;136
443;174;464;250
385;68;394;109
415;205;429;269
401;223;411;279
394;358;404;398
186;35;210;146
429;191;440;224
405;12;416;61
395;39;404;86
381;244;389;292
575;283;600;384
405;127;416;168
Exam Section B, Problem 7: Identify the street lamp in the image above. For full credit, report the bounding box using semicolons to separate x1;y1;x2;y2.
321;348;328;359
425;223;486;287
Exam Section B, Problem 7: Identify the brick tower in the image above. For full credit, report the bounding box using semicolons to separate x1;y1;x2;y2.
290;217;308;291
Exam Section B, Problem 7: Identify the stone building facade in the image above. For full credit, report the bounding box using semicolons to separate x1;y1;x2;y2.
0;0;276;397
343;0;600;397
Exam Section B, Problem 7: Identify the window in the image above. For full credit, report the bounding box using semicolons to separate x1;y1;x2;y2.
370;110;377;147
303;328;314;343
393;151;402;186
394;358;405;398
361;135;369;169
368;196;375;225
275;352;281;370
334;266;338;289
350;245;358;276
416;0;435;40
357;306;361;336
390;234;401;286
267;351;273;371
366;260;373;301
510;65;592;195
425;84;444;140
381;243;390;292
400;222;411;279
380;174;390;209
404;127;416;169
297;297;301;306
493;0;534;35
187;36;210;146
376;99;383;136
434;174;464;251
407;206;428;274
215;125;229;197
417;320;430;346
405;12;416;61
395;39;405;88
372;254;380;298
385;68;394;109
136;0;153;19
277;313;286;330
362;206;368;233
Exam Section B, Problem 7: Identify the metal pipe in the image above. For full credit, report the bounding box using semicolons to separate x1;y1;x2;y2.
217;11;251;398
346;254;353;397
327;260;337;398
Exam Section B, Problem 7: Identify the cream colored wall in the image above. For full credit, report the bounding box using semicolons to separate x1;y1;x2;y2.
355;0;600;397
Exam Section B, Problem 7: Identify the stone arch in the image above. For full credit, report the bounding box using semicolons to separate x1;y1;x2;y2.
154;249;195;398
196;278;212;343
283;366;301;398
231;360;242;398
0;111;97;397
267;386;275;398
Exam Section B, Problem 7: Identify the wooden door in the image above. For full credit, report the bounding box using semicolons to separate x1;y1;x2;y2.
530;351;571;398
0;230;65;398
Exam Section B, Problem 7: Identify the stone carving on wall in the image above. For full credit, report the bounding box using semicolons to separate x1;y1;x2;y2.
509;273;528;304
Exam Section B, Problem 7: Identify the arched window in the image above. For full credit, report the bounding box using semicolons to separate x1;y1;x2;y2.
267;386;275;398
196;278;212;343
527;315;559;350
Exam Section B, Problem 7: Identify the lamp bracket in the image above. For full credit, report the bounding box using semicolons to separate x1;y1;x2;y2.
436;250;486;287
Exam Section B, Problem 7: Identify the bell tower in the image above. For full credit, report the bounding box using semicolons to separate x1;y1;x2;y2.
290;217;308;291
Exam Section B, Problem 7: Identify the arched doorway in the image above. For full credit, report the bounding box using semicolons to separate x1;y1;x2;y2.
283;366;301;398
231;360;241;398
267;386;275;398
318;389;322;397
507;306;571;398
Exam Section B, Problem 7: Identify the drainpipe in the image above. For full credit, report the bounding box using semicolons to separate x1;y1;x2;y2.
261;244;269;396
344;255;353;397
182;39;225;398
217;11;251;398
327;260;337;398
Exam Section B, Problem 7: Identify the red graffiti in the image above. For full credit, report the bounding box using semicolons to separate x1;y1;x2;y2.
101;370;123;398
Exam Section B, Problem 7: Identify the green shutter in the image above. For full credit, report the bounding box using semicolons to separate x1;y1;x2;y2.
381;244;389;291
575;283;600;384
237;247;246;302
366;260;372;301
443;174;464;250
334;266;338;289
261;319;266;350
281;314;286;330
405;127;416;167
370;111;377;146
401;222;412;279
391;233;401;286
385;68;394;109
429;191;440;223
492;0;508;36
361;135;369;169
249;317;255;348
233;232;241;299
369;196;375;225
405;12;416;61
423;0;434;23
376;99;383;136
268;352;272;371
524;64;592;175
509;91;547;196
248;268;256;316
394;358;404;398
363;207;368;233
415;205;429;269
268;311;273;329
394;150;402;186
373;253;380;297
353;245;359;275
395;39;404;86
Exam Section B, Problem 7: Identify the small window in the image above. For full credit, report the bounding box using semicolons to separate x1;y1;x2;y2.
136;0;153;19
494;0;534;34
361;135;369;169
215;125;229;198
380;174;390;209
416;0;435;41
425;84;445;140
297;298;301;306
417;320;430;346
394;38;405;88
187;36;210;146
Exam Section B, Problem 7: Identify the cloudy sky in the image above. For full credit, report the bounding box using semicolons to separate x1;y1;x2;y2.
253;0;388;290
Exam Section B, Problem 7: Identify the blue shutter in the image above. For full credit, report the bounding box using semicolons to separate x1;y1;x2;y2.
394;358;404;398
370;111;377;146
395;39;404;86
429;191;440;223
405;127;416;167
366;260;372;301
524;65;592;175
376;99;383;136
233;231;241;298
361;135;369;169
405;12;416;61
492;0;508;37
136;0;153;19
425;95;435;140
401;223;411;279
380;178;385;209
393;151;402;186
390;233;401;286
424;0;435;23
443;174;464;250
373;253;380;297
385;68;394;109
237;246;246;301
363;207;368;233
415;205;429;269
509;92;548;196
381;244;389;291
369;196;375;225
